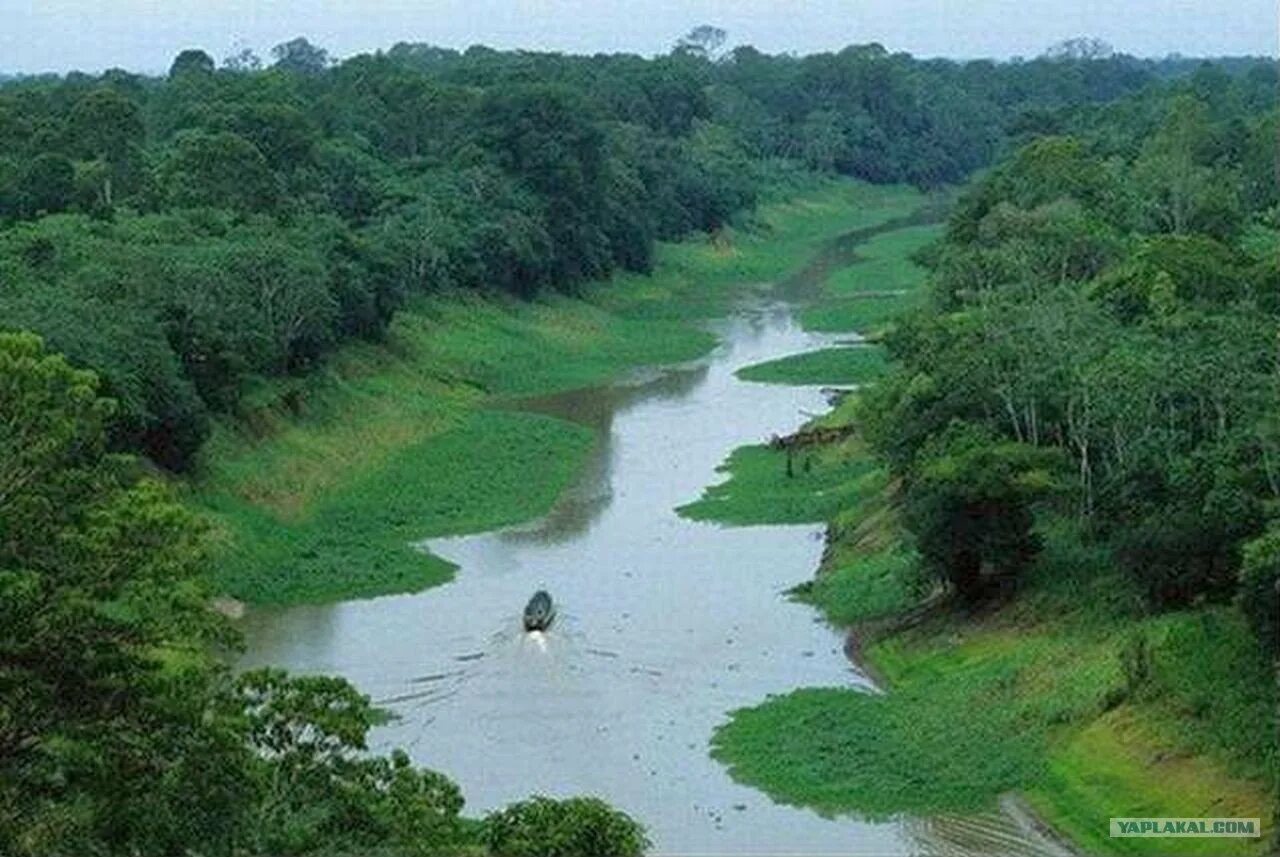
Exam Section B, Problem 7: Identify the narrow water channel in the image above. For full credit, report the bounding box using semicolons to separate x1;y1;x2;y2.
239;299;1072;856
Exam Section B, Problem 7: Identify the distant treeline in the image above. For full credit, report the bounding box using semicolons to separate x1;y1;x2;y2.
0;37;1273;469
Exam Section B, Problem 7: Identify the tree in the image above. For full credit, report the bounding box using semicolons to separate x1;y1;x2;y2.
169;48;216;79
1042;37;1115;61
0;286;210;470
235;669;466;854
0;332;113;558
675;25;728;61
229;102;318;170
477;84;612;284
1240;529;1280;653
1133;96;1242;238
159;130;278;212
223;47;263;72
0;334;481;856
65;88;146;205
484;796;649;857
0;332;245;856
17;153;74;216
66;88;145;165
905;421;1060;599
271;37;331;75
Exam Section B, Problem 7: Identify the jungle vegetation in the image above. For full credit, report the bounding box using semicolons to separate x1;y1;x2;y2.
1;30;1275;857
694;55;1278;856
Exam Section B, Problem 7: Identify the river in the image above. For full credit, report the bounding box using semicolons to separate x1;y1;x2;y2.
238;294;1073;856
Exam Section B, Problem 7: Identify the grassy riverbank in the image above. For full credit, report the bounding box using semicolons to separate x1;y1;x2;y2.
798;222;941;334
189;178;929;605
736;345;887;385
700;425;1274;857
683;219;1276;856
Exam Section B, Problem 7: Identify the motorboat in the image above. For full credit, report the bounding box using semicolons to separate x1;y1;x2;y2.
523;589;555;632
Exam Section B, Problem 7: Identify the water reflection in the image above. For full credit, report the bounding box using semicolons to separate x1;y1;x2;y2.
492;362;711;545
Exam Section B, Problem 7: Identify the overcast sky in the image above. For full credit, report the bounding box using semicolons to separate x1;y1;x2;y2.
2;0;1276;75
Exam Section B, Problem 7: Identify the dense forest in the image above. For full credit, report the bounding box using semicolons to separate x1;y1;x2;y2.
0;35;1213;472
1;30;1276;856
863;64;1279;638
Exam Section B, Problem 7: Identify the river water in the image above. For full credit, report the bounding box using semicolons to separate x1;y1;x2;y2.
239;298;1072;856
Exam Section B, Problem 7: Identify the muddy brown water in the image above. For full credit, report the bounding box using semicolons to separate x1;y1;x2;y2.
238;298;1073;856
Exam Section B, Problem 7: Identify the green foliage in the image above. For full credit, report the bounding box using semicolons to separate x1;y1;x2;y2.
197;178;912;607
0;331;117;562
271;37;331;75
1239;528;1280;653
688;64;1278;853
160;130;279;212
207;410;594;604
66;87;145;166
169;48;216;79
0;282;210;469
713;680;1044;818
3;37;1277;857
0;38;1222;480
736;345;887;385
0;333;244;856
0;331;641;857
678;440;877;526
801;547;921;625
483;796;648;857
235;669;467;855
18;153;75;216
904;422;1060;598
874;77;1279;616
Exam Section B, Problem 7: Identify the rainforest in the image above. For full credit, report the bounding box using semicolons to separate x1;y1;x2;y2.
1;27;1277;857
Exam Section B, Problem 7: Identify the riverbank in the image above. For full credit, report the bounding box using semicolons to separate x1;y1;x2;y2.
684;221;1276;856
187;177;929;605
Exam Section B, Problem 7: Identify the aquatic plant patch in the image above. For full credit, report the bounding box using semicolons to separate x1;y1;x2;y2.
205;410;594;604
678;440;876;526
736;345;888;386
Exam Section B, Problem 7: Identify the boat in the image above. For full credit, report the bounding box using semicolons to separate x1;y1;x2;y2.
523;590;555;632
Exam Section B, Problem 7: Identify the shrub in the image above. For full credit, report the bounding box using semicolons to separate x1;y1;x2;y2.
483;796;648;857
1240;528;1280;655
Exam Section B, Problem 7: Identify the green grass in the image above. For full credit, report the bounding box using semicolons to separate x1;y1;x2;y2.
712;510;1275;855
677;439;877;526
1030;706;1269;857
194;293;702;605
712;672;1045;819
798;222;941;334
203;411;594;604
797;546;920;625
593;180;928;322
820;223;942;297
798;292;923;334
682;390;1272;854
736;345;887;385
191;178;930;605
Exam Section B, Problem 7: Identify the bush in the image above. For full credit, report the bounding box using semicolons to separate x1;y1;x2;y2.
483;796;648;857
905;421;1060;600
1240;528;1280;655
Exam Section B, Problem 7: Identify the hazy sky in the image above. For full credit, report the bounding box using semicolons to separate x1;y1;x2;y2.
2;0;1276;74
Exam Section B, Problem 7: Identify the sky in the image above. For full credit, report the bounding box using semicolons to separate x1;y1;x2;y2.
2;0;1276;75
